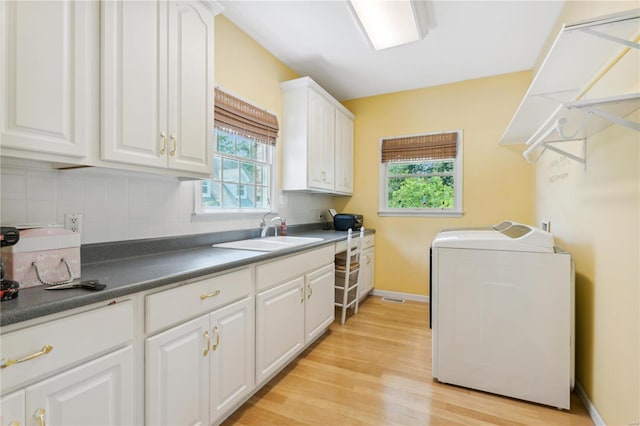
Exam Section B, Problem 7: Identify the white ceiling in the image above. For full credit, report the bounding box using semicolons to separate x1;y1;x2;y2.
220;0;566;101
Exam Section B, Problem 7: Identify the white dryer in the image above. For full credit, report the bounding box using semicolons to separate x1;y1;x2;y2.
430;222;574;409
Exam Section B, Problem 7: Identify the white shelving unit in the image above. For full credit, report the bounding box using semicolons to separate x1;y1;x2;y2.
500;9;640;164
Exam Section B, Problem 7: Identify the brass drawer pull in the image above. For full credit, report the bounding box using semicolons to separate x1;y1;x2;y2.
169;134;177;156
160;131;167;155
212;326;220;352
1;345;53;369
35;408;46;426
200;289;221;300
203;331;210;357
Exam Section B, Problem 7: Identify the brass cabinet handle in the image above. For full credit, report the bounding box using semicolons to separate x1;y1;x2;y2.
169;134;177;156
307;283;312;299
1;345;53;369
203;331;210;357
200;289;221;300
34;408;46;426
9;420;20;426
300;287;304;303
160;131;167;155
211;326;220;352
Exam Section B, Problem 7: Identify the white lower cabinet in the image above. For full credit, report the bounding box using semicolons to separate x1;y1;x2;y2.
305;264;335;342
0;301;135;426
146;294;254;425
359;235;375;300
359;246;375;299
210;297;254;422
0;390;25;426
146;315;210;425
255;277;306;384
26;347;134;426
255;246;335;386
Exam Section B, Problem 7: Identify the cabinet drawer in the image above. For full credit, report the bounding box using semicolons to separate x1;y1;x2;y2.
335;234;374;253
146;268;251;334
0;301;133;392
256;246;334;292
362;234;375;249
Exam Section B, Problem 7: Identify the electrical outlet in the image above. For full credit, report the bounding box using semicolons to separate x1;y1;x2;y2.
64;213;83;235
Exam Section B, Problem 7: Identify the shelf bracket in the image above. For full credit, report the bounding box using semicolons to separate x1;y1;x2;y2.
542;139;587;165
571;105;640;131
580;28;640;50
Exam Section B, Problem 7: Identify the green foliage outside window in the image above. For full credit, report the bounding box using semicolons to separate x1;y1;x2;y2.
387;161;455;208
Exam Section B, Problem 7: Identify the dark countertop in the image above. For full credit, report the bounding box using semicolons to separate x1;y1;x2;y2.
0;228;373;327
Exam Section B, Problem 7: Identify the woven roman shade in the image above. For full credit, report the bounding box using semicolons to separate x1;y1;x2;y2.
381;132;458;163
214;88;279;146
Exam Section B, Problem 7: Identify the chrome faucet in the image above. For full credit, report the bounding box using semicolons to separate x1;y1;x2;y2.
261;216;282;237
259;210;272;233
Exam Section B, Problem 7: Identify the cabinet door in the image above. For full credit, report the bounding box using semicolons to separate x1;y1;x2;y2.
26;346;134;426
307;89;335;191
255;277;305;384
166;1;214;175
209;297;254;423
334;109;354;194
305;264;335;342
359;247;375;299
1;390;25;426
146;315;209;426
101;0;167;168
0;1;93;158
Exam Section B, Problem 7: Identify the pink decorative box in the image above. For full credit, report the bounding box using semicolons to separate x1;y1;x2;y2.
1;227;81;288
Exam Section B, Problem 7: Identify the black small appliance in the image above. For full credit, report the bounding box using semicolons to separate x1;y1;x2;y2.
1;226;20;301
333;214;363;231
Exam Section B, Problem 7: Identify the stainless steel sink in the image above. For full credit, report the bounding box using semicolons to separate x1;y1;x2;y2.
213;236;323;252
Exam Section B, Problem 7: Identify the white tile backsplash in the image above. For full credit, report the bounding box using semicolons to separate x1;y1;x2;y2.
0;161;332;244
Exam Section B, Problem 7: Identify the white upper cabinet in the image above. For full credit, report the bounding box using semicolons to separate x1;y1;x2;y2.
281;76;355;195
334;109;354;194
0;1;97;162
101;0;216;176
307;89;335;191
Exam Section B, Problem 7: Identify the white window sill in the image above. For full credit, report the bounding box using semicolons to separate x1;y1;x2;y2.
192;209;274;221
378;210;464;218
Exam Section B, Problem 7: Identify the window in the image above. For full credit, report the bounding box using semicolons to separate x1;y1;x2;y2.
198;89;278;213
201;130;271;209
379;130;463;217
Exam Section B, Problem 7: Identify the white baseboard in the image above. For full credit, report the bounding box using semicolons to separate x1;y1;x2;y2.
575;381;605;426
370;289;429;303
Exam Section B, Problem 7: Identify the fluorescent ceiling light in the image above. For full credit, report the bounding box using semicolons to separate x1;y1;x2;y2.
349;0;428;50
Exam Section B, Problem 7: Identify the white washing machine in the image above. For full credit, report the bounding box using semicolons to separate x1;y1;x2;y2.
430;222;574;409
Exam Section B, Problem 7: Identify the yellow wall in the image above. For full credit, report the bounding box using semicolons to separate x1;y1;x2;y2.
337;73;535;296
533;2;639;424
215;15;298;116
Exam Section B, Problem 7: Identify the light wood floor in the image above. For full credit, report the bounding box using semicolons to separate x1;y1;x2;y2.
223;296;593;425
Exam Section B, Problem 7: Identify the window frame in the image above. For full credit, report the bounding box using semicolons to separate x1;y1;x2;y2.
195;129;276;216
378;129;463;217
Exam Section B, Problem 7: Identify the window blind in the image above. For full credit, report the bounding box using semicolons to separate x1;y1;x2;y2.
381;132;458;163
214;88;279;146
